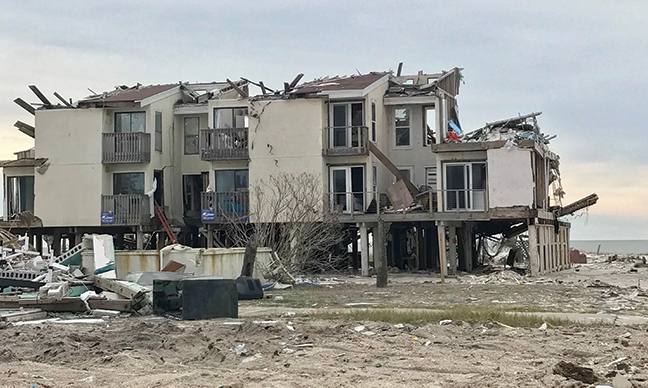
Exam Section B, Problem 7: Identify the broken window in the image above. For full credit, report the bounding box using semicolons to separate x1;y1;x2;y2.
184;117;200;155
443;162;486;211
394;108;410;147
371;102;376;142
214;108;248;129
424;107;436;146
5;176;34;215
155;111;162;152
113;173;144;195
115;112;146;133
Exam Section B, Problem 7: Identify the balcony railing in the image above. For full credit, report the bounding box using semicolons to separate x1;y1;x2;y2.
101;194;150;225
200;128;249;161
102;132;151;164
442;189;487;212
324;126;369;156
201;191;249;222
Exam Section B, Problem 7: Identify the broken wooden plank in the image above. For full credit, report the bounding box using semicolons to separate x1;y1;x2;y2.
18;297;87;312
225;78;248;98
289;73;304;88
13;120;35;138
557;193;599;217
87;298;133;312
28;85;52;106
53;91;72;107
368;142;419;195
0;308;47;323
284;82;291;93
397;62;403;77
240;77;275;93
14;98;35;115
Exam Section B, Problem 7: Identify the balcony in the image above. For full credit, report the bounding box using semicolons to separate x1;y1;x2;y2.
101;194;150;225
200;191;249;222
324;126;369;156
200;128;249;161
102;132;151;164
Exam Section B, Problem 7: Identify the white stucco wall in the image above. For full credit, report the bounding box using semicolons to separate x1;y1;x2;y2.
487;147;534;208
34;108;104;226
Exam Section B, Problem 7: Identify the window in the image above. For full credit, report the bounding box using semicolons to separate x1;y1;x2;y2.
155;112;162;152
113;173;145;195
6;176;34;215
329;166;364;213
425;166;437;190
215;169;249;192
394;167;414;183
184;117;199;155
394;108;410;147
372;165;377;192
115;112;145;133
443;162;486;211
424;107;436;146
371;102;376;142
330;103;363;148
214;108;248;128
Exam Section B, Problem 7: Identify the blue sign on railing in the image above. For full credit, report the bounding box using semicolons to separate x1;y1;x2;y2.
201;208;216;221
101;211;114;224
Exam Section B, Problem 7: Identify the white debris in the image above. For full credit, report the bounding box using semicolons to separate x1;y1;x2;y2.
354;325;365;332
439;320;452;325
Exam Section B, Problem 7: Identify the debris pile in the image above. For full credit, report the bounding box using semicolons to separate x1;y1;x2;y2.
459;270;530;285
462;112;553;146
0;233;154;324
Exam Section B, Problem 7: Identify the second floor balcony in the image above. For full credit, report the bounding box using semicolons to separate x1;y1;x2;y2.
324;126;369;156
200;128;249;161
101;194;150;226
102;132;151;164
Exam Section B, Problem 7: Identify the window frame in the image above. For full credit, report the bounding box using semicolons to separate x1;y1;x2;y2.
214;169;249;193
393;166;414;184
371;101;376;143
442;162;487;211
393;107;411;148
423;106;436;147
213;107;249;129
330;102;364;149
154;111;163;152
114;112;146;133
113;172;145;195
328;165;365;213
184;116;200;155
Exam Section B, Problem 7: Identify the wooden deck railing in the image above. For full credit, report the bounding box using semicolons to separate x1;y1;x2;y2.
102;132;151;163
200;191;249;222
200;128;249;161
101;194;150;225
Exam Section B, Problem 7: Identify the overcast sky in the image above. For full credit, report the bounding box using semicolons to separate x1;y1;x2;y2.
0;1;646;240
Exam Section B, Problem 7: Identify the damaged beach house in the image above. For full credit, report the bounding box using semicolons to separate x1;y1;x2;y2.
1;63;598;303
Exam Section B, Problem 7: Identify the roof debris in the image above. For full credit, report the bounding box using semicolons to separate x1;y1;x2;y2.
462;112;553;146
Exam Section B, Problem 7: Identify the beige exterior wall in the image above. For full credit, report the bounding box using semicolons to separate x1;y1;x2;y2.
34;108;104;227
247;98;325;221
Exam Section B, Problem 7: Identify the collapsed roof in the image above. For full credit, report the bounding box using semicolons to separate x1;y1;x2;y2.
462;112;555;146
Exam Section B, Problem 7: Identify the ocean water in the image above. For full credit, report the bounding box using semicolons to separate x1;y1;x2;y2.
571;240;648;255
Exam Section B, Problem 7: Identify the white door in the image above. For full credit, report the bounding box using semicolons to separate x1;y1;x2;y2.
330;166;364;213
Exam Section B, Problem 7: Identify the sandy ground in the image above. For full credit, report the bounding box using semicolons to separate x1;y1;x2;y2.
1;254;647;388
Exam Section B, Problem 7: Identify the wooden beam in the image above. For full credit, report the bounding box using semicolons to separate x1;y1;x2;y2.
284;82;291;93
14;98;35;115
53;91;72;107
289;73;304;88
28;85;52;106
368;141;419;195
240;77;274;93
225;78;248;98
13;121;35;138
397;62;403;77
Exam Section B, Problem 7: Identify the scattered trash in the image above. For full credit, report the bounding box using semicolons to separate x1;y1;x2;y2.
286;325;295;331
538;322;547;330
235;344;248;357
354;325;365;332
439;320;452;326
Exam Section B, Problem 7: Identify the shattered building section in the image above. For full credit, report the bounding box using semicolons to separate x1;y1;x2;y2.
2;63;595;288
